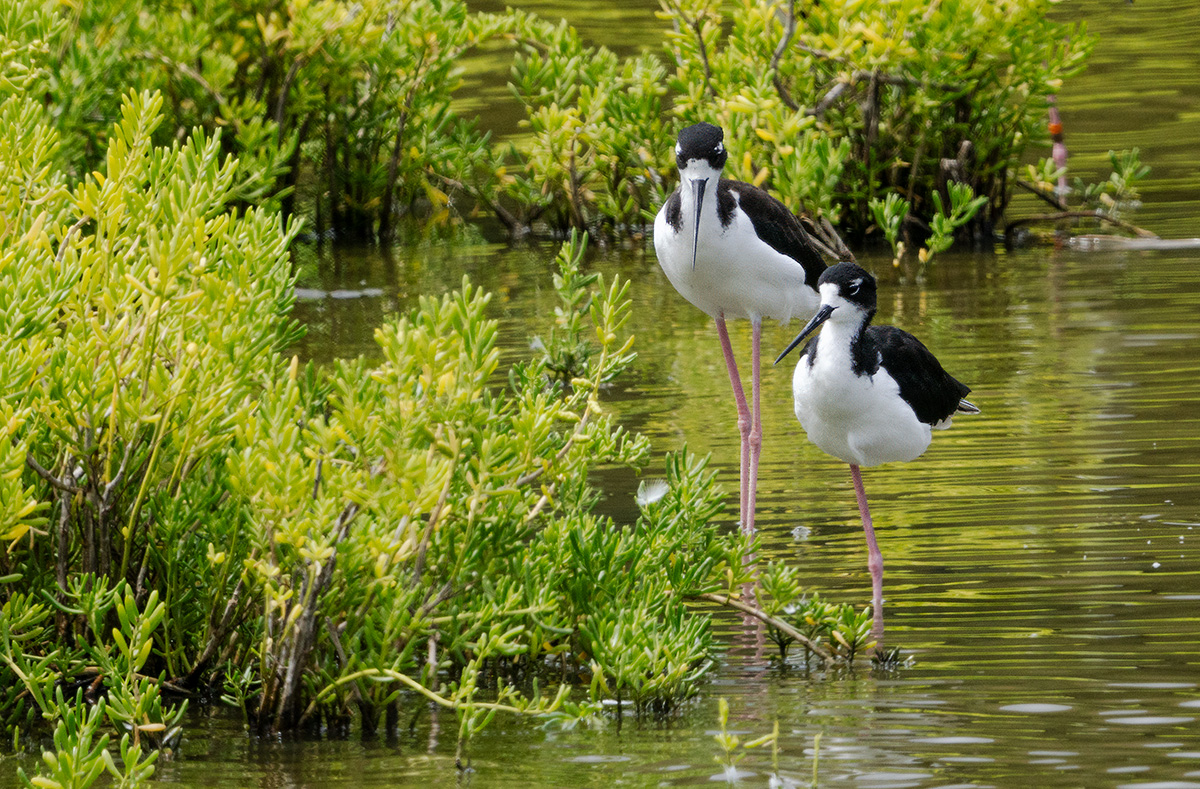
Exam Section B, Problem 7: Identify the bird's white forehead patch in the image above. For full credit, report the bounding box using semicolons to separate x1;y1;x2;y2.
819;282;840;301
675;143;682;155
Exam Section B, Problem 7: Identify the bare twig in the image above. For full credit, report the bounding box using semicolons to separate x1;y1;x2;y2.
807;71;960;118
55;489;71;640
181;577;246;688
691;17;718;99
427;631;440;694
56;215;91;264
664;0;718;99
326;618;349;669
1015;179;1068;211
809;81;849;118
271;501;360;731
1005;210;1157;239
26;454;78;495
769;0;799;111
275;57;306;144
815;215;855;262
694;592;834;664
141;53;230;114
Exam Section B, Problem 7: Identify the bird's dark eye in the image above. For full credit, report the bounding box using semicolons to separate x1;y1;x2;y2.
847;282;860;296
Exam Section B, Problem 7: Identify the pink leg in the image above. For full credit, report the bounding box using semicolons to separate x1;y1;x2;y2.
746;320;763;534
850;464;885;644
715;316;751;531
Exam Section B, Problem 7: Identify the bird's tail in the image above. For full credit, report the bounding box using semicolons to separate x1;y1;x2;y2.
957;399;981;415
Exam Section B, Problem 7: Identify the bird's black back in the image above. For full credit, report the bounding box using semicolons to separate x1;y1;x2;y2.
722;181;826;289
867;325;971;425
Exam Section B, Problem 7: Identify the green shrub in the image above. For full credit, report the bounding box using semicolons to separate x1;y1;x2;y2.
27;0;1092;246
37;0;509;239
0;64;765;775
661;0;1092;243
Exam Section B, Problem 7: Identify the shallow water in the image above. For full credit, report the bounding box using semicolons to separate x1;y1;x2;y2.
11;0;1200;786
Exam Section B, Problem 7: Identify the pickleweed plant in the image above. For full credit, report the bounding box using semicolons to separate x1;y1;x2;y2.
6;84;298;638
755;561;882;665
658;0;1092;243
1076;148;1151;220
712;697;778;778
868;192;910;267
2;31;295;771
921;182;988;266
222;233;754;744
17;690;111;789
27;0;1095;249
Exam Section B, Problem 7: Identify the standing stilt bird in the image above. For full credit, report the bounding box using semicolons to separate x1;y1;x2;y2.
654;122;827;533
774;263;979;644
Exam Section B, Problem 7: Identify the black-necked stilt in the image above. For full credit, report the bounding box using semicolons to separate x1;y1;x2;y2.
653;122;828;534
774;262;979;644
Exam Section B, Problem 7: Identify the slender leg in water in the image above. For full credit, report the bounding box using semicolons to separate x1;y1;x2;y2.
850;463;885;642
746;319;763;534
715;316;751;532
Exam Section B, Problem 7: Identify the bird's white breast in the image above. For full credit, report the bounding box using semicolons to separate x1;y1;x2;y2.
791;327;932;467
653;186;818;323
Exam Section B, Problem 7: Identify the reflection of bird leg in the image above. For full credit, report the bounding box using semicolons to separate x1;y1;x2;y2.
1048;99;1069;199
850;463;885;645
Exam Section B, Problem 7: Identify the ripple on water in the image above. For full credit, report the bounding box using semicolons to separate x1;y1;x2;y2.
565;754;631;764
1109;716;1195;726
999;703;1073;713
851;771;932;788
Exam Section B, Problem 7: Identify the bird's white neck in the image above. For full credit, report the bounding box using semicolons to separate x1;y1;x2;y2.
809;303;871;373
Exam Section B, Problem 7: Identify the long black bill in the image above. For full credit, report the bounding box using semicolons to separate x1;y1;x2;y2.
690;178;707;270
774;304;835;365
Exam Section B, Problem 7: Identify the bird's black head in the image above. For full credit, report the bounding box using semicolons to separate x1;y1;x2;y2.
675;122;727;172
774;263;877;365
818;262;877;313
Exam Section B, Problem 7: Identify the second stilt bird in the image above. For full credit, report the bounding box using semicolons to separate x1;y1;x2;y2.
775;262;979;645
654;122;828;533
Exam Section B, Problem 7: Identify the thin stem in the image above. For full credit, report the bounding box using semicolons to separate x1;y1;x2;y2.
694;592;833;664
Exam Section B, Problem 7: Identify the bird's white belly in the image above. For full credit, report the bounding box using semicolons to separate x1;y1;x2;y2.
792;354;932;467
653;205;817;323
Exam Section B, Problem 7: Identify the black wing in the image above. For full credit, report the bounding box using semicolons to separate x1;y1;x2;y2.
662;189;683;232
721;181;826;289
868;325;972;425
